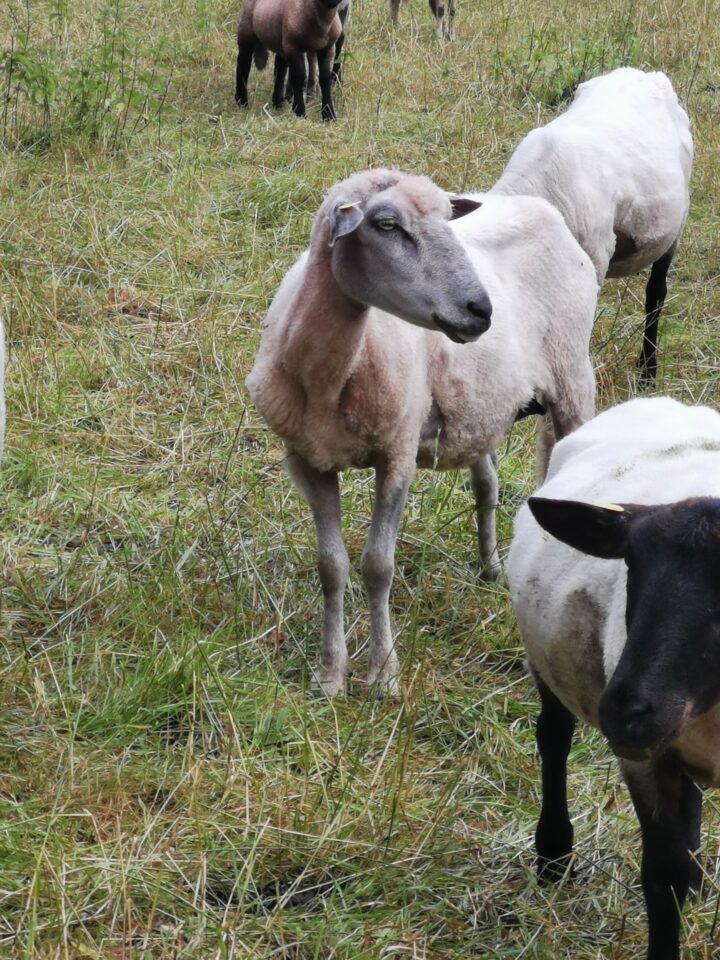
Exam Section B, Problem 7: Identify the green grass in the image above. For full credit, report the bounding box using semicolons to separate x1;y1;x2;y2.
0;0;719;956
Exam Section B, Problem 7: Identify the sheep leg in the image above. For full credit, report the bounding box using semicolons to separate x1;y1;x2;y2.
469;454;501;581
286;452;350;697
622;754;703;960
537;372;595;481
235;38;254;107
317;45;336;122
272;55;288;109
446;0;456;39
306;53;317;94
389;0;401;24
362;464;412;695
535;680;576;883
287;53;307;118
637;242;676;387
332;32;345;84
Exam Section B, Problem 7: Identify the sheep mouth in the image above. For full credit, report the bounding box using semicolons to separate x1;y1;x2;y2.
432;314;478;344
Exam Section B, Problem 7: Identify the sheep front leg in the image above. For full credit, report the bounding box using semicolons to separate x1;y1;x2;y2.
235;38;255;107
622;754;703;960
317;45;336;122
535;680;576;883
362;464;412;695
470;454;501;581
389;0;401;24
286;452;350;697
287;53;307;118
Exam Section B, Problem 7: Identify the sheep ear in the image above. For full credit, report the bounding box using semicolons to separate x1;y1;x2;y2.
449;197;483;220
328;201;364;247
528;497;637;559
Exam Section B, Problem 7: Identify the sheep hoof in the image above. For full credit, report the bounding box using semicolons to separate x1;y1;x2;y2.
537;854;576;885
310;664;346;697
321;106;336;122
480;562;505;585
366;661;400;698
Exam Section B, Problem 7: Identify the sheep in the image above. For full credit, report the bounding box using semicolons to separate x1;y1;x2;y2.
246;168;597;697
235;0;344;121
389;0;457;39
491;67;693;384
507;396;720;960
282;0;350;101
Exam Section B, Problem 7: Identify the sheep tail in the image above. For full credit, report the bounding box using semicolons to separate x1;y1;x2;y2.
253;44;268;70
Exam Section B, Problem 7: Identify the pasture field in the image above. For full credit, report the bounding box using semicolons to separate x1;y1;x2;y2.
0;0;719;956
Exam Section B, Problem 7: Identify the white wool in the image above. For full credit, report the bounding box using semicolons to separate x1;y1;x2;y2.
508;397;720;745
492;67;692;280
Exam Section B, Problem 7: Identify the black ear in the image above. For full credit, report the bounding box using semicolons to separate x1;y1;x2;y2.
528;497;636;559
449;197;483;220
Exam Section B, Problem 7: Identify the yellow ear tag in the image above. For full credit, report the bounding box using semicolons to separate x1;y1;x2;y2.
338;201;361;212
594;503;625;512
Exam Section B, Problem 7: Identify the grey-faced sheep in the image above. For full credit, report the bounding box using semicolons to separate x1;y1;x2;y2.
491;67;693;384
389;0;457;38
508;396;720;960
246;168;597;697
236;0;344;121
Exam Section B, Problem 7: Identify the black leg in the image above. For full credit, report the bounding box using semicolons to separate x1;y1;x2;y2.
287;53;307;117
637;242;676;386
235;39;254;107
317;44;336;121
535;680;576;883
332;31;345;83
272;55;288;108
622;754;703;960
306;53;317;94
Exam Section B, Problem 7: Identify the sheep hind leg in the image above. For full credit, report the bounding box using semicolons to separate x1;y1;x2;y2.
470;454;501;582
535;679;576;884
287;53;307;117
285;452;350;697
272;55;288;108
622;754;703;960
361;464;412;696
317;45;336;121
389;0;401;24
637;242;677;387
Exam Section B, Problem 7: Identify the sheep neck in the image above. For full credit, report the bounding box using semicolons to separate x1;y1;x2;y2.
283;250;368;397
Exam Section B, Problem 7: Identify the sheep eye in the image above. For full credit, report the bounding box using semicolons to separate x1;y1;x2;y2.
375;218;397;232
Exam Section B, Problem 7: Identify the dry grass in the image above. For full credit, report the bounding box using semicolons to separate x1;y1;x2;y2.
0;0;719;956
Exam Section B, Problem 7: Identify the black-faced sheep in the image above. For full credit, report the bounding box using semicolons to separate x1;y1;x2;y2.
508;396;720;960
246;168;597;697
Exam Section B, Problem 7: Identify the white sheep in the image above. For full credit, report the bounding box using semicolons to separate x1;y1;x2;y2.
508;396;720;960
246;168;597;696
491;67;693;383
389;0;457;38
235;0;344;120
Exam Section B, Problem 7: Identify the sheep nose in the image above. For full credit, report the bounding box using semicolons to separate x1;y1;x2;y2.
466;298;492;335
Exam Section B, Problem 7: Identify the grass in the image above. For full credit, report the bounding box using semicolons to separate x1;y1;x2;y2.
0;0;719;956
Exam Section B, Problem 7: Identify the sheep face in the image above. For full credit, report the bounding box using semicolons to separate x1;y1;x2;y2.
326;186;492;344
529;496;720;762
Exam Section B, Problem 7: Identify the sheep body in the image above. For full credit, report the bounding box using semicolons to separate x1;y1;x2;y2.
508;396;720;960
510;397;720;726
236;0;343;120
247;169;596;695
492;67;692;381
